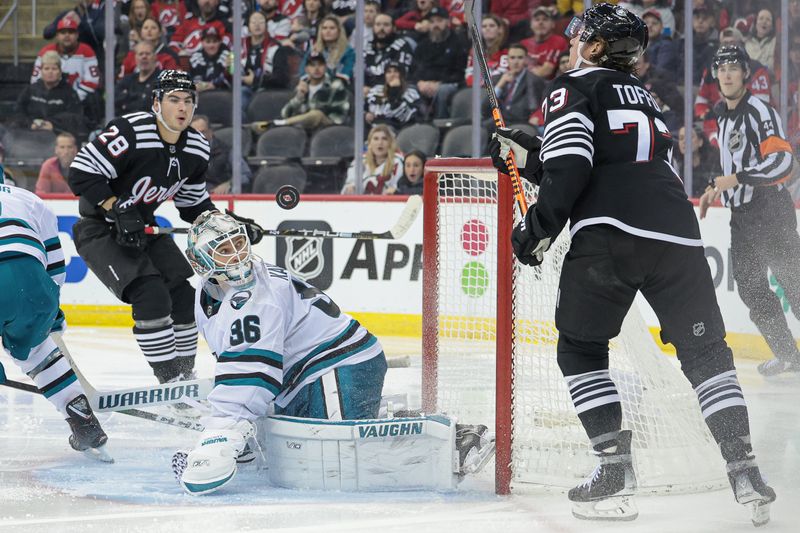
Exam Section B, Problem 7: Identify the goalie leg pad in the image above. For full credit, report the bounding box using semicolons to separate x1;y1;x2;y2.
264;414;459;491
178;418;255;495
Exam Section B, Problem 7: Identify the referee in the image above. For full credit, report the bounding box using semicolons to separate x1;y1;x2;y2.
700;46;800;377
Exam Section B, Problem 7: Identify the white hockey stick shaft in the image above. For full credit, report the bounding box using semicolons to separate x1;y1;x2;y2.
145;195;423;240
51;333;213;413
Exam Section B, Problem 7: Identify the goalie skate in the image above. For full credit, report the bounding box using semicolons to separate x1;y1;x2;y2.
569;430;637;522
728;463;776;527
456;424;496;475
66;395;113;463
177;419;256;495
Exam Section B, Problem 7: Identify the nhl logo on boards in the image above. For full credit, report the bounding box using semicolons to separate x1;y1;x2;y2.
727;130;743;153
693;322;706;337
276;220;334;290
230;290;252;310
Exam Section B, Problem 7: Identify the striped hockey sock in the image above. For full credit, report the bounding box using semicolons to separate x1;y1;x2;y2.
28;348;83;416
566;369;623;451
694;370;751;462
174;323;198;376
133;323;179;383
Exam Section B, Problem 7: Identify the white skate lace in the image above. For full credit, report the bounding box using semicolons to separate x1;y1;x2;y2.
579;465;603;489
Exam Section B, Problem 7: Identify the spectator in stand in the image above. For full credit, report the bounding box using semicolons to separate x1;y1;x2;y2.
116;41;162;114
788;33;800;102
409;6;469;119
42;1;106;60
790;0;800;34
683;5;719;85
190;115;253;194
17;51;88;139
170;0;231;56
521;7;569;81
744;8;777;74
489;0;531;43
252;52;350;132
556;50;571;76
396;149;425;195
671;124;721;198
190;26;232;92
493;43;545;126
119;17;179;78
365;13;415;92
32;16;99;103
694;29;772;122
395;0;435;44
341;124;404;195
636;49;682;119
129;0;151;33
300;15;355;83
256;0;293;41
350;0;380;48
302;0;327;43
618;0;675;36
465;14;509;88
641;9;678;73
366;61;421;131
35;133;78;196
151;0;187;40
243;10;292;92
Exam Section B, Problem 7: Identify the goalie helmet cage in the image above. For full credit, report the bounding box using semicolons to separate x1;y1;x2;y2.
421;158;727;496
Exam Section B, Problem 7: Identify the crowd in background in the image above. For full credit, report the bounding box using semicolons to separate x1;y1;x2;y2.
2;0;799;197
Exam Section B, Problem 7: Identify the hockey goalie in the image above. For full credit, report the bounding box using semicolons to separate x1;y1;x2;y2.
171;212;495;495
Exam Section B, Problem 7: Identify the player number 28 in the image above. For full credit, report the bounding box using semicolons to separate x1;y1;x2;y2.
97;125;130;158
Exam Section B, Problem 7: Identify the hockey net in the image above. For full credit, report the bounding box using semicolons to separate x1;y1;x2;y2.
422;158;727;495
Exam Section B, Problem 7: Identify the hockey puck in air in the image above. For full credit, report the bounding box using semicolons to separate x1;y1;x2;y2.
276;184;300;210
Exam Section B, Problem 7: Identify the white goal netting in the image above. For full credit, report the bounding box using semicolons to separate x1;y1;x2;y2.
424;159;727;493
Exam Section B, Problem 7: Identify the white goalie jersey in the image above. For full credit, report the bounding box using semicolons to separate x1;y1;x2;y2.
0;182;66;287
196;261;384;420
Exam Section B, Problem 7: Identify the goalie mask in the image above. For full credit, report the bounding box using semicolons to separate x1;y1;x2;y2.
565;3;648;70
186;212;254;287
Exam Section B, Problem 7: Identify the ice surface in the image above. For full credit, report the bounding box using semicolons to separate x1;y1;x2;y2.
1;328;798;532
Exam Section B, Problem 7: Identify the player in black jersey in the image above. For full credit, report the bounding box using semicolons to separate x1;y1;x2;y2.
489;4;775;525
699;46;800;378
68;70;260;385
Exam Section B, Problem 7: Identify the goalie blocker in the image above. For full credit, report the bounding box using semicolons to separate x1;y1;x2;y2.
263;414;496;491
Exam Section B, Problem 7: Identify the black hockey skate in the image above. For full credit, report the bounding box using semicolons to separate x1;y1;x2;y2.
456;424;496;476
757;357;800;378
65;395;113;463
569;430;638;521
728;462;776;527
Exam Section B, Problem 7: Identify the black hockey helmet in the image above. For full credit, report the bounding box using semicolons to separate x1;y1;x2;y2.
711;45;751;80
152;70;197;102
565;3;648;70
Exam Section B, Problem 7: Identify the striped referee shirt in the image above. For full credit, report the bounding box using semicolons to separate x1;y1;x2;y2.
716;92;795;209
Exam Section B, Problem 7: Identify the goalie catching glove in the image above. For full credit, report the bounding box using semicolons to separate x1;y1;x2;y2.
489;127;543;185
512;206;552;267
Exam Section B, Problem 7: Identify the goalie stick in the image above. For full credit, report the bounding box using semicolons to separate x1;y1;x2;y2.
465;0;528;217
144;194;423;240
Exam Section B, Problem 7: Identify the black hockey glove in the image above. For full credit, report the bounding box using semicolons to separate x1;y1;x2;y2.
225;209;264;245
511;207;551;267
489;128;543;185
108;201;146;249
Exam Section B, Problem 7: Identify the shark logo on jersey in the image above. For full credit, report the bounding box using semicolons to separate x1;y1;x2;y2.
285;236;325;281
230;290;252;310
727;130;743;153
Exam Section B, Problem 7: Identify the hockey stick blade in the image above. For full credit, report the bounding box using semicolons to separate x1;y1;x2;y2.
144;195;423;240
